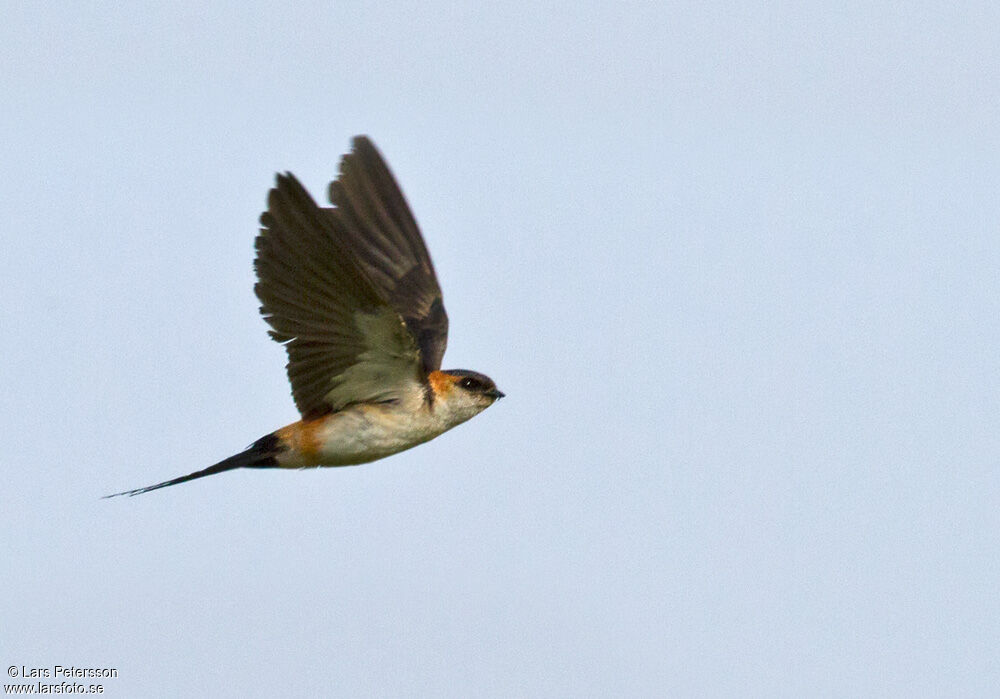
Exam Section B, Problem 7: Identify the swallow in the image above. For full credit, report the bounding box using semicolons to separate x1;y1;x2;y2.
107;136;503;497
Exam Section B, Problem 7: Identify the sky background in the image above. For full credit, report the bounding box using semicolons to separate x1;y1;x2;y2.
3;2;999;696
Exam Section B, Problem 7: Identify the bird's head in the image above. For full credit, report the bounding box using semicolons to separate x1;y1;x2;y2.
429;369;504;425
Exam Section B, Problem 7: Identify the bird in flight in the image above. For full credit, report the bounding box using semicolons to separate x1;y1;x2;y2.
108;136;503;497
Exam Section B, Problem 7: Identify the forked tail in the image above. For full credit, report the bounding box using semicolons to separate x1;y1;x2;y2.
104;433;283;497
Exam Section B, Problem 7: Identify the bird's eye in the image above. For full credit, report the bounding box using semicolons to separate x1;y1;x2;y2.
459;377;478;390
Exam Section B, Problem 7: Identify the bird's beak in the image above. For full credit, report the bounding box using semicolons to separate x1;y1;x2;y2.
487;388;505;400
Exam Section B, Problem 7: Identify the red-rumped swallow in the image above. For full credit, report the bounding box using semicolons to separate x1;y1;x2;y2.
108;137;503;497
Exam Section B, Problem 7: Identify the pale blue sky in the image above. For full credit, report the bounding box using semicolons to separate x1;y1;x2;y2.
3;2;999;696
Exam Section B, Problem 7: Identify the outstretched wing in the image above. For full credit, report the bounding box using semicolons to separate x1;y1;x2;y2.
255;137;449;418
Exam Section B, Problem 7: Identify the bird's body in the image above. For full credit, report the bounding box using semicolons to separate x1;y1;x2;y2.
275;370;488;468
108;137;502;497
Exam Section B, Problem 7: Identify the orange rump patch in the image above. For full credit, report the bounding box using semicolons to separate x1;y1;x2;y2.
276;417;327;466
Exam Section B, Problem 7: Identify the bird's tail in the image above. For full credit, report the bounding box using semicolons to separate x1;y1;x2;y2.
103;433;284;498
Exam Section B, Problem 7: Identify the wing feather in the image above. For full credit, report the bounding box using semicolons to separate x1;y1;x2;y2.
326;137;448;372
254;137;449;417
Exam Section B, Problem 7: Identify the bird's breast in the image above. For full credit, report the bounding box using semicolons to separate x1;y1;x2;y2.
275;399;451;468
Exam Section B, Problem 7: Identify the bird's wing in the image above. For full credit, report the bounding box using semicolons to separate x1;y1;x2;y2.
255;136;449;418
